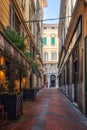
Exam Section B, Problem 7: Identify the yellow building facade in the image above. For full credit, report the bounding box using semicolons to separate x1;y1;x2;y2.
43;24;59;88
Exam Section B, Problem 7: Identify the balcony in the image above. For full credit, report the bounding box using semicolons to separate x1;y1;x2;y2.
0;31;29;69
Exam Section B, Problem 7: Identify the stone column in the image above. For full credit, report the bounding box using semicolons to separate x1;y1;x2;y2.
56;74;58;88
48;74;50;88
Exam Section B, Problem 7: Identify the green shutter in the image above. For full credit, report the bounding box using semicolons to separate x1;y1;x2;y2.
51;37;55;45
43;37;47;45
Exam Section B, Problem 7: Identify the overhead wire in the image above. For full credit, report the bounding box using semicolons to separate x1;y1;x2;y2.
24;16;72;23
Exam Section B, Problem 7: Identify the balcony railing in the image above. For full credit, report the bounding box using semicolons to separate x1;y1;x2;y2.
0;31;30;69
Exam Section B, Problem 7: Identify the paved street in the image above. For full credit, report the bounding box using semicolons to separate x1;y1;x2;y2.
0;89;87;130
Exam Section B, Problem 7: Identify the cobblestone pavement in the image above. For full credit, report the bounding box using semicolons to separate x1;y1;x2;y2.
0;89;87;130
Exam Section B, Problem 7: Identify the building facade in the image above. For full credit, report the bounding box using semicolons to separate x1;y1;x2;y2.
58;0;87;116
0;0;47;92
43;24;59;88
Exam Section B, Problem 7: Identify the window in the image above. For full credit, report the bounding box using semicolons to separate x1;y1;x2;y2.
44;64;46;67
51;64;55;67
29;2;33;31
15;14;21;33
71;0;73;13
44;27;47;29
51;52;57;60
20;25;24;37
43;37;47;45
21;0;26;10
10;2;21;33
51;27;55;29
71;0;76;13
44;52;48;61
51;37;55;45
10;2;15;28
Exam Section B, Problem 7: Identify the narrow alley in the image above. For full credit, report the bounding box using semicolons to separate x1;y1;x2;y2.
1;89;87;130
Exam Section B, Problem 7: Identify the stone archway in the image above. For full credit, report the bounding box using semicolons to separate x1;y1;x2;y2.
50;75;56;88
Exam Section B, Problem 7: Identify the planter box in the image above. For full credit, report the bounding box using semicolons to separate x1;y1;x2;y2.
0;94;23;120
23;88;37;101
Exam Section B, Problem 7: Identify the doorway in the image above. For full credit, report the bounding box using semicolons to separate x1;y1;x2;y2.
50;75;56;87
73;61;78;103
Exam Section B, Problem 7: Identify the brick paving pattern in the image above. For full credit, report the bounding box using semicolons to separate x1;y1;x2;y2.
0;89;87;130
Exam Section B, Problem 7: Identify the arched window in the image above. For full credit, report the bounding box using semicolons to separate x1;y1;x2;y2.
51;52;57;60
44;52;49;61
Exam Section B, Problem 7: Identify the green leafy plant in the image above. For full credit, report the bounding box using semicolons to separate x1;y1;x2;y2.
24;52;40;74
24;52;35;59
19;64;28;77
3;28;40;79
32;61;40;73
26;54;40;73
4;28;27;53
3;28;36;67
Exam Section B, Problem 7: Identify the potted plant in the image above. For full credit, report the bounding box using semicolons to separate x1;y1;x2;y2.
23;88;37;101
4;27;27;53
0;92;23;120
